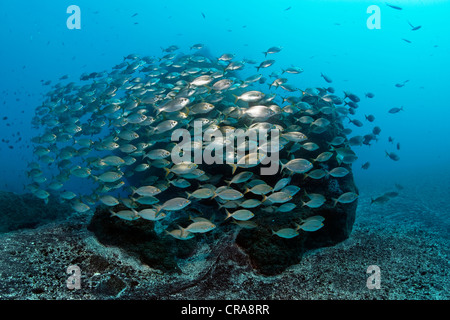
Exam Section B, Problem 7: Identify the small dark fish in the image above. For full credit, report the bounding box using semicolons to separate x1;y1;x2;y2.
344;91;360;103
2;116;7;120
365;92;375;98
385;2;402;10
201;12;206;19
131;13;138;17
371;195;391;205
408;21;421;31
256;59;275;72
388;136;394;143
396;142;400;150
388;107;403;113
385;151;400;161
346;101;359;109
284;6;292;11
348;119;363;127
395;80;409;87
384;191;399;198
365;114;375;122
327;87;335;93
372;126;381;135
363;134;377;146
402;38;412;44
321;73;333;83
361;162;370;170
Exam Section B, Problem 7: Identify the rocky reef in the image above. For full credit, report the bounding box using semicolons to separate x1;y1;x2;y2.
88;167;357;275
0;191;71;234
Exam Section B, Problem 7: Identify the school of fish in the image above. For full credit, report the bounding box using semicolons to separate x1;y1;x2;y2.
26;44;375;240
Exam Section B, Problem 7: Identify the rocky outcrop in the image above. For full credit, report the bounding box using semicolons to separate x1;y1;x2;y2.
0;191;72;234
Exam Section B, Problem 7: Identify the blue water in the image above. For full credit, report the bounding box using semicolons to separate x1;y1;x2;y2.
1;0;449;195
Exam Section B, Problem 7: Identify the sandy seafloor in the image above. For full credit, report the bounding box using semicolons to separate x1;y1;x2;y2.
0;170;448;301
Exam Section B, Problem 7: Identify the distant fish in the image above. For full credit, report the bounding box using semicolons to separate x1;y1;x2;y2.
348;118;363;127
361;162;370;170
388;106;403;113
385;2;402;10
284;6;292;11
408;21;421;31
332;192;359;207
385;151;400;161
255;59;275;71
131;13;138;17
384;191;399;198
402;38;412;44
365;92;375;98
343;91;360;103
272;227;299;239
320;73;333;83
262;46;282;57
370;194;390;205
395;80;409;87
201;12;206;19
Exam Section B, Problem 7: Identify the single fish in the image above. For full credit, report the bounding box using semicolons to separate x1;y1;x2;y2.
272;227;299;239
255;59;275;72
132;185;162;197
281;158;313;174
157;197;191;212
263;191;292;204
407;21;421;31
320;73;333;83
225;209;254;221
385;2;402;10
332;192;359;206
262;46;282;57
182;220;216;233
385;151;400;161
99;195;120;206
388;106;404;113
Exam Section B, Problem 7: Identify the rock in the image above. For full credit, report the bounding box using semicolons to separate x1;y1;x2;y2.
95;275;127;297
87;206;199;273
0;191;72;234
